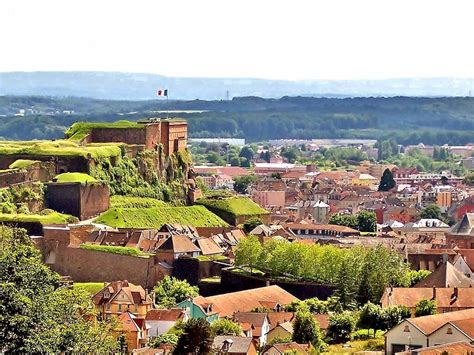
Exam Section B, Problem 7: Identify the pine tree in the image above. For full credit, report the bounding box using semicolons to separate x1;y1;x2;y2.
378;168;396;191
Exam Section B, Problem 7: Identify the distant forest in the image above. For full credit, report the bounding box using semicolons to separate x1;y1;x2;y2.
0;95;473;145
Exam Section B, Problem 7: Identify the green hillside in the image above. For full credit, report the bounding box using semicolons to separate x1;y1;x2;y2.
95;206;228;228
66;120;141;141
196;196;269;217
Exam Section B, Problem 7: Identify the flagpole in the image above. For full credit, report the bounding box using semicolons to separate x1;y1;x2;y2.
166;90;169;120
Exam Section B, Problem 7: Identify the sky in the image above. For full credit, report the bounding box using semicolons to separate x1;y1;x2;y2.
2;0;474;80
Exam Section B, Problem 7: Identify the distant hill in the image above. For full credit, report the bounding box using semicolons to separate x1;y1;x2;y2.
2;71;474;100
0;95;473;145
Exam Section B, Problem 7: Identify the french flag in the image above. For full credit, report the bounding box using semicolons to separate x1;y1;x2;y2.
157;89;168;97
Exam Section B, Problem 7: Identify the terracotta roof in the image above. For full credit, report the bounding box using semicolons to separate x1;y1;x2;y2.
118;312;140;332
145;309;185;321
284;222;359;234
449;213;474;235
233;312;267;337
314;314;330;330
196;237;224;256
399;308;474;335
381;287;474;309
450;318;474;339
396;341;474;355
193;286;298;318
212;335;254;354
267;312;294;330
414;262;474;288
92;280;151;306
157;235;201;254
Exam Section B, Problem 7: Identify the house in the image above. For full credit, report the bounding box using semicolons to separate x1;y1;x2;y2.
445;213;474;248
413;261;474;288
284;222;359;238
395;341;474;355
92;280;153;320
187;286;298;318
176;298;219;323
116;311;150;351
145;309;188;337
155;235;201;264
233;312;270;347
380;287;474;314
263;342;312;355
212;336;258;355
266;321;293;344
384;308;474;355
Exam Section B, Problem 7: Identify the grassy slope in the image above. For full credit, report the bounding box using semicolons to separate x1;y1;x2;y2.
0;211;75;224
95;206;228;228
55;172;97;183
110;196;167;209
73;282;105;295
66;120;141;141
79;244;152;258
0;140;122;159
196;197;269;217
8;159;39;169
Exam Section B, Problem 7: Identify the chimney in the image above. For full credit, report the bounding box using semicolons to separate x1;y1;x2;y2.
454;287;459;299
432;286;437;300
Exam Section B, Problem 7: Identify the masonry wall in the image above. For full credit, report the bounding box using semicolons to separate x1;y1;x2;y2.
173;257;229;285
46;183;110;220
90;127;146;145
45;247;161;288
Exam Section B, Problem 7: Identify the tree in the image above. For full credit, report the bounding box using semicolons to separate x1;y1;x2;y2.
230;156;241;166
239;146;254;161
154;276;199;308
383;305;411;329
415;299;437;317
357;211;377;232
149;333;179;348
234;235;262;273
233;175;256;194
174;318;213;354
242;217;263;233
0;227;117;353
292;307;322;347
326;311;357;343
210;318;242;335
463;173;474;186
420;205;441;219
358;302;385;337
378;168;396;191
329;214;358;230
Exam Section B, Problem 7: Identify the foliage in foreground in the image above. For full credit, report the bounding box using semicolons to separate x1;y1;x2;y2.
0;227;118;353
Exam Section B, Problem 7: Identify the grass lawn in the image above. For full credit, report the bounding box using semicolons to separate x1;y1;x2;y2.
110;195;167;209
0;140;122;159
95;206;228;229
66;120;141;141
196;196;269;217
79;244;152;258
324;335;384;354
73;282;105;295
55;172;98;183
0;211;76;224
8;159;39;169
194;255;228;262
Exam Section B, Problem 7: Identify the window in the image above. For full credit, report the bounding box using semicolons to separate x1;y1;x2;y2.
118;304;122;312
446;327;453;334
403;325;410;332
106;303;111;310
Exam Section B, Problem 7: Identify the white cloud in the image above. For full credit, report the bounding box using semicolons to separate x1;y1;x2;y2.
1;0;474;80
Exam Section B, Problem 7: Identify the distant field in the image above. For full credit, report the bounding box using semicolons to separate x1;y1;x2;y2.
95;205;228;228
